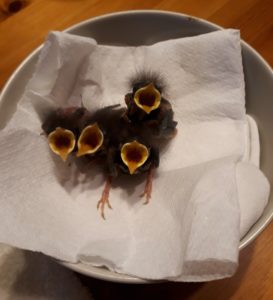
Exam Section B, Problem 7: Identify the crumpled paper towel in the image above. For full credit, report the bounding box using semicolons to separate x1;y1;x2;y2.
0;244;92;300
0;29;270;281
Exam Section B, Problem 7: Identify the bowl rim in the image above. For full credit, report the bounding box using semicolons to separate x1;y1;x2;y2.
1;9;273;284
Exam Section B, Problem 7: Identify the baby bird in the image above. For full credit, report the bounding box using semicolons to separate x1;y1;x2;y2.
124;71;177;140
70;105;139;219
42;106;86;161
76;104;126;159
98;131;160;219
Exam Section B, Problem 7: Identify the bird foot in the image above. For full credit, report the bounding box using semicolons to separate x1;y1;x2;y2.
140;190;152;205
97;197;112;220
97;177;112;220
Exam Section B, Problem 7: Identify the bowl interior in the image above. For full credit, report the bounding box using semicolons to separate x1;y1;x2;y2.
1;10;272;283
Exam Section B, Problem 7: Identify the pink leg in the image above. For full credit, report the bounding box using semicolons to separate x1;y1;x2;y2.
97;176;112;219
140;167;155;204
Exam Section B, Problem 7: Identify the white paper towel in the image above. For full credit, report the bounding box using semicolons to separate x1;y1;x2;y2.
0;29;270;281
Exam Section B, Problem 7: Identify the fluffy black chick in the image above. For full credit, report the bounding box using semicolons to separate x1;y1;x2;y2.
98;133;160;219
124;71;178;140
70;105;141;219
41;106;86;161
76;104;127;159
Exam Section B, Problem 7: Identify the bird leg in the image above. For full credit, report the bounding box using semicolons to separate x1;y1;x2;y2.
97;176;112;220
140;167;155;204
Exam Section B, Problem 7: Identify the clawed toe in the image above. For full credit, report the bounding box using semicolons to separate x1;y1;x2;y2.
97;176;112;219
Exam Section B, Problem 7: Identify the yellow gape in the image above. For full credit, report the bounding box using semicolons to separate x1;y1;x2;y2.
121;140;149;174
134;83;161;114
48;127;76;161
77;123;104;157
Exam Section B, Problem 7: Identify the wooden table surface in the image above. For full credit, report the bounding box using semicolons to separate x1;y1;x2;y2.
1;0;273;299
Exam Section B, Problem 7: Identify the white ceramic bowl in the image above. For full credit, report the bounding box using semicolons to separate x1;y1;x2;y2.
1;10;273;284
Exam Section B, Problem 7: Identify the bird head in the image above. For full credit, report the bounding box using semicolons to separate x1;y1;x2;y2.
133;83;161;114
76;123;104;157
120;140;149;175
48;127;76;161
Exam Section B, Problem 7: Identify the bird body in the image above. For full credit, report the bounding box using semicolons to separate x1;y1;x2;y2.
42;106;86;136
106;140;159;178
124;71;177;140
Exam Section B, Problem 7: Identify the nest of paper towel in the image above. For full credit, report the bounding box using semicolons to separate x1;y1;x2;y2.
41;71;177;219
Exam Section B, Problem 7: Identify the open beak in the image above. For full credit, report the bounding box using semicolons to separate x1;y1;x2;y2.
120;140;149;174
48;127;76;161
77;123;104;157
134;83;161;114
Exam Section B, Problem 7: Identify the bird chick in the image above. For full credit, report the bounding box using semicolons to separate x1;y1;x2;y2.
42;106;86;161
124;71;178;140
120;139;159;204
71;105;133;219
97;136;159;219
76;104;127;159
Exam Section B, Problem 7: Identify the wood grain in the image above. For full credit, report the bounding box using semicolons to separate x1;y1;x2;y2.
1;1;273;299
